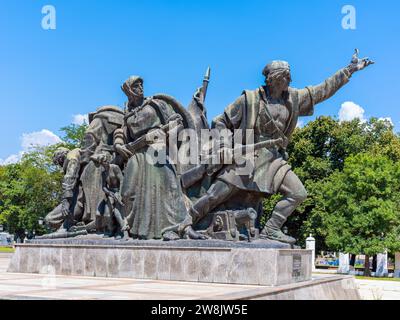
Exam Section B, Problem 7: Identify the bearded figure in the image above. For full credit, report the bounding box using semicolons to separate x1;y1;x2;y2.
114;76;205;240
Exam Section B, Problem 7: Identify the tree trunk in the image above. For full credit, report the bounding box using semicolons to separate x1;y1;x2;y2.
364;254;371;277
350;254;356;267
372;255;377;272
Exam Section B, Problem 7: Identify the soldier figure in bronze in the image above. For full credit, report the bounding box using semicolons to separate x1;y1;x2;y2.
42;50;373;244
192;49;373;244
43;147;85;235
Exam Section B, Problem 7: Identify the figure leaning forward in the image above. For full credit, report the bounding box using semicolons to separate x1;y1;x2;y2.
187;50;374;244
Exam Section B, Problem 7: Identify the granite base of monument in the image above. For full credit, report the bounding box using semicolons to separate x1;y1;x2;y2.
8;237;311;286
7;237;361;299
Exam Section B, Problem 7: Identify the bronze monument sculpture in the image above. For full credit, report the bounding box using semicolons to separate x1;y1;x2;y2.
41;49;374;245
7;50;373;296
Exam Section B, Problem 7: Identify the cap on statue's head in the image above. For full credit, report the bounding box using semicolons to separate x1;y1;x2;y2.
121;75;143;96
262;60;290;77
125;76;143;86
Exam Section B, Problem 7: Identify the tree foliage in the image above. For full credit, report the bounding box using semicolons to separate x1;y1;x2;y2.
59;123;88;149
263;116;400;251
0;124;87;237
316;153;400;255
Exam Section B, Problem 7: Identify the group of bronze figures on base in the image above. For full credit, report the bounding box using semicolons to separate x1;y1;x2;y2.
42;50;373;244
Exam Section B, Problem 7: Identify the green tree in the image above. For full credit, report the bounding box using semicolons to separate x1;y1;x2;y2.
0;154;62;238
315;153;400;276
263;116;400;250
0;123;87;237
59;123;88;149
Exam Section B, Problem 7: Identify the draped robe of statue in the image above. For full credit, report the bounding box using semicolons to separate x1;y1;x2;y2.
117;97;189;240
79;106;124;225
212;67;352;195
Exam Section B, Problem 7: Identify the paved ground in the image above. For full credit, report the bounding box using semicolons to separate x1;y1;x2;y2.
0;253;12;273
1;253;399;300
356;279;400;300
0;253;262;300
313;269;400;300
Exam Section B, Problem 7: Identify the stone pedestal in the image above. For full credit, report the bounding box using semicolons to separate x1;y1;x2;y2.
338;253;350;274
7;238;312;286
376;252;388;277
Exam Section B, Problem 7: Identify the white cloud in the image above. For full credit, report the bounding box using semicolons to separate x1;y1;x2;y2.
72;114;89;125
0;152;24;166
296;120;304;128
21;129;61;151
339;101;366;123
0;129;61;166
378;117;394;126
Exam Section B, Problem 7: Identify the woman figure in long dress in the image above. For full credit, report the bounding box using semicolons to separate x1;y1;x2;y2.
114;76;204;240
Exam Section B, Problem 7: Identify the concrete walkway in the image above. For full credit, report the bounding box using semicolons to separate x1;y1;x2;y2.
313;270;400;300
0;253;261;300
0;252;12;273
0;252;399;300
356;279;400;300
1;252;297;300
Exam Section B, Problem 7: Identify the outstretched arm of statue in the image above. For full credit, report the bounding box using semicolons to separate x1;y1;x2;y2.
298;49;374;116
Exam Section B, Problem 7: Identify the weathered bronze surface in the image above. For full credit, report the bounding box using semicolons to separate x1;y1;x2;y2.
41;50;373;244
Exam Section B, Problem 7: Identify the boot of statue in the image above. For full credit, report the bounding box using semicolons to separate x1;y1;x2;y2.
260;212;296;244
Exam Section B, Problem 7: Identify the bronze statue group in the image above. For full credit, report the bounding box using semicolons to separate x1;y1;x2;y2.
43;50;373;244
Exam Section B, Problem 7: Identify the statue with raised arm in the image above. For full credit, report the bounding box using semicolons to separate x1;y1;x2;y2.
195;49;375;244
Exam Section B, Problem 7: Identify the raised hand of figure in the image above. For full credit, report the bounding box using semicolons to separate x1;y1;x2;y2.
348;49;375;74
193;86;205;104
90;153;108;167
274;137;285;149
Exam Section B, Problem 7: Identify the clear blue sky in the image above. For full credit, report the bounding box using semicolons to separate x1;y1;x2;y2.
1;0;399;161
